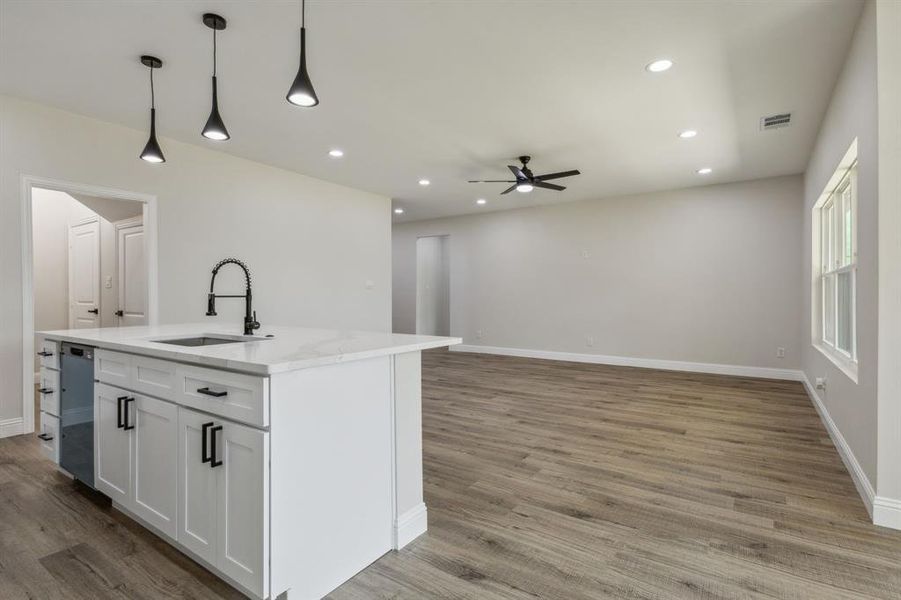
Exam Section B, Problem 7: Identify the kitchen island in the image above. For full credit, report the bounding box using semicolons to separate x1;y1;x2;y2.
36;324;460;600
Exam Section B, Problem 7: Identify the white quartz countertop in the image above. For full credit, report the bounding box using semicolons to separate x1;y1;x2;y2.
38;323;461;375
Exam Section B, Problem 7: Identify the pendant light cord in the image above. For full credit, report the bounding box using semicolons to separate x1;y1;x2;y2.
149;66;155;109
301;0;305;27
213;28;218;76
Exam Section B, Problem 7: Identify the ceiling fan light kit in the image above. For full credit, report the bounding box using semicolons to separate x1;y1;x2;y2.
468;155;581;195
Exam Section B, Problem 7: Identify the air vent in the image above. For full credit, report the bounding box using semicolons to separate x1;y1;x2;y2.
761;113;791;130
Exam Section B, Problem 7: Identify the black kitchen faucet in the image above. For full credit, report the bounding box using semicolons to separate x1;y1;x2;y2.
205;258;261;335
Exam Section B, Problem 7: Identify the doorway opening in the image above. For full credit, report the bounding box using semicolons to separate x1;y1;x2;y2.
22;176;159;435
415;235;450;336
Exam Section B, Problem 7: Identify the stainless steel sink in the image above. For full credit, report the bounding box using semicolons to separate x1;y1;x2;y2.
152;335;270;347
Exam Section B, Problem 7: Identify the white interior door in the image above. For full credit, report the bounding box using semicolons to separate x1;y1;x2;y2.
415;236;450;336
68;219;100;329
116;221;147;327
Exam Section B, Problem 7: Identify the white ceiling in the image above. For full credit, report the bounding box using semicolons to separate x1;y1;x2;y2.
1;0;862;222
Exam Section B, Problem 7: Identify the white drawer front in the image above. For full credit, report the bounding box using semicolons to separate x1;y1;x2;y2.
175;365;268;427
95;349;132;387
38;368;60;416
38;339;59;370
39;412;60;463
132;354;178;398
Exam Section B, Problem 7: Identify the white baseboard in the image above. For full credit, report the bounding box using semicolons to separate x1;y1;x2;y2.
451;344;804;381
800;374;875;517
395;503;427;550
0;418;25;439
873;496;901;530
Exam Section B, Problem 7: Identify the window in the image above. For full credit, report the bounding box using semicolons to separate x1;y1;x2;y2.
815;157;857;370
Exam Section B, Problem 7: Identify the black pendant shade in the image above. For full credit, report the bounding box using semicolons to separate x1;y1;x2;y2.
203;76;229;140
286;0;318;107
202;13;230;141
139;55;165;164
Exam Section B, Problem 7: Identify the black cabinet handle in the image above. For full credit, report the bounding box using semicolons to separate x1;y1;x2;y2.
201;422;214;463
37;433;54;441
37;351;53;357
117;396;127;428
87;308;99;314
123;397;135;431
38;388;54;395
197;387;228;398
210;425;223;468
114;309;124;317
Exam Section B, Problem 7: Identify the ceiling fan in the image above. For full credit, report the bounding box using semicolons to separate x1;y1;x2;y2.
468;156;581;194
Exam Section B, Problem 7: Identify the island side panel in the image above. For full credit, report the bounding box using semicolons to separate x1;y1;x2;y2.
392;350;427;549
269;356;394;600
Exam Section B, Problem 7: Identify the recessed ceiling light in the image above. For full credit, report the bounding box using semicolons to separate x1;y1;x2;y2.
476;198;487;205
394;207;404;214
516;183;534;193
697;167;713;175
418;179;430;186
679;130;698;139
328;149;344;157
645;59;673;73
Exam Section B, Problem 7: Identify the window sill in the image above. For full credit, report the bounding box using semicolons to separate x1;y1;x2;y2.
813;343;859;384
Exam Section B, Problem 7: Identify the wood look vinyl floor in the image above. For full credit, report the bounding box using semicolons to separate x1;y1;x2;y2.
3;350;901;599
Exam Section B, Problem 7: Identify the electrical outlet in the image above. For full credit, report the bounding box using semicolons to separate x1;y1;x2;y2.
776;347;785;358
476;329;483;340
585;335;594;347
581;249;591;259
815;377;827;390
105;276;112;289
364;280;374;290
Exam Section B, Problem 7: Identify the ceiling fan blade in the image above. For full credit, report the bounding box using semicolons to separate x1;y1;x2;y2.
468;180;517;183
500;184;518;195
508;165;526;180
535;169;580;181
533;181;566;191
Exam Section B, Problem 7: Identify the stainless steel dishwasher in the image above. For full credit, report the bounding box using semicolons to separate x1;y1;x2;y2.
59;342;95;488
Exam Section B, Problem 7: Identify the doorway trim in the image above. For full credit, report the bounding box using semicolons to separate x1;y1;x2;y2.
21;175;159;435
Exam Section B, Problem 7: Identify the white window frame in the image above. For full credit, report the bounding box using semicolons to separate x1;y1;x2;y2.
812;142;858;381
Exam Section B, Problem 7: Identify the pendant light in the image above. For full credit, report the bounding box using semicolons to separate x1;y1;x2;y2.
139;55;165;163
286;0;319;107
202;13;230;141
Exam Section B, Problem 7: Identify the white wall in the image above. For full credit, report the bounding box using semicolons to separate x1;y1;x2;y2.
801;0;878;490
394;175;803;371
32;190;85;335
1;96;391;427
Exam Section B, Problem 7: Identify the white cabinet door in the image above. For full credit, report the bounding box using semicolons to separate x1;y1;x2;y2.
132;394;178;540
177;407;219;565
215;420;268;598
38;368;60;416
38;411;60;464
94;383;131;503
